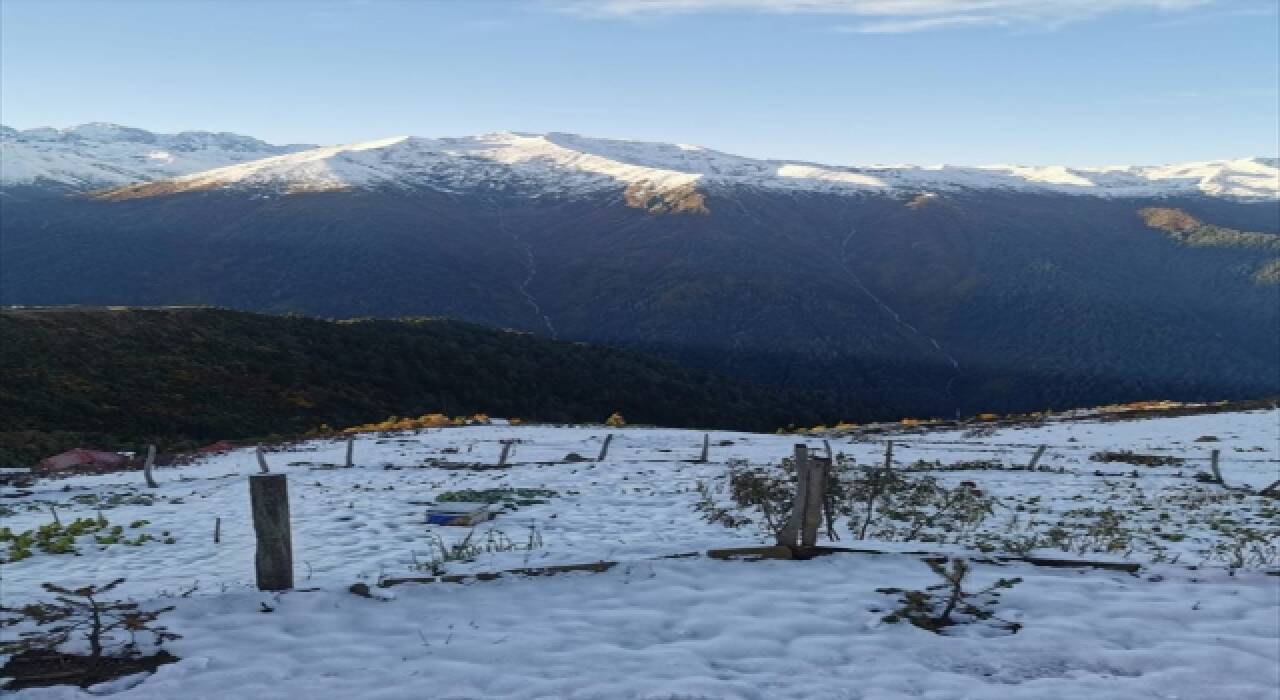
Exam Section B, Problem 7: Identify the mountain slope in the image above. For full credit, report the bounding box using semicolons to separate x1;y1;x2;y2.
101;132;1280;201
2;125;1277;422
0;307;836;465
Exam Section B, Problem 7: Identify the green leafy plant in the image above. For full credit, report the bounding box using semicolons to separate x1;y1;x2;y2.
435;488;557;509
847;471;995;543
410;526;545;575
726;465;796;541
694;479;753;529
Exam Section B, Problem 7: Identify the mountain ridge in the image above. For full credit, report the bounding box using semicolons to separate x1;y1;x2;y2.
3;122;1277;200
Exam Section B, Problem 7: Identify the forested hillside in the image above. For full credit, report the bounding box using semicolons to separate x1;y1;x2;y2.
0;307;837;465
3;187;1276;419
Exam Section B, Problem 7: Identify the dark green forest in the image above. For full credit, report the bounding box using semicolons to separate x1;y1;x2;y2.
3;187;1277;426
0;307;838;465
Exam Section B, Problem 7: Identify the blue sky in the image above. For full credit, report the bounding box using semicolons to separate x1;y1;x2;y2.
1;0;1276;165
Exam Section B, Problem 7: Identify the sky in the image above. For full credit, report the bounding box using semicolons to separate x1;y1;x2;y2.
1;0;1277;166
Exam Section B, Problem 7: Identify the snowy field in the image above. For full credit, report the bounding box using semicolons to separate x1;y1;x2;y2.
1;408;1278;698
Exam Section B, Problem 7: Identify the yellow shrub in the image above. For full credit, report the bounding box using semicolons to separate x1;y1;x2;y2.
420;413;451;427
605;412;626;427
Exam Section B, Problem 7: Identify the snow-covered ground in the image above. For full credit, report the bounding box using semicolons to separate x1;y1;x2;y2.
2;408;1277;698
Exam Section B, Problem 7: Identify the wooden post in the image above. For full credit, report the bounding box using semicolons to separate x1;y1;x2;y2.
498;440;513;467
823;439;833;461
883;441;894;471
699;434;710;463
597;434;613;462
344;435;354;468
1210;449;1223;485
801;456;829;547
143;444;158;488
1027;445;1047;471
249;474;293;591
779;444;810;547
214;516;221;544
49;504;59;525
255;445;270;474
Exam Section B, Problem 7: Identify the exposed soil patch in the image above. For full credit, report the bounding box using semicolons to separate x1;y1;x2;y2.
1;649;178;690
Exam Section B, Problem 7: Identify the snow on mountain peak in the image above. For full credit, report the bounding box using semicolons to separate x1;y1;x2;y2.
5;123;1276;201
0;123;312;188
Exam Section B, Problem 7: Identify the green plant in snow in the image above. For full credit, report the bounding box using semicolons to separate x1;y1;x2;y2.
847;470;995;543
877;558;1022;634
2;515;165;562
1205;525;1278;569
694;479;753;529
410;525;545;575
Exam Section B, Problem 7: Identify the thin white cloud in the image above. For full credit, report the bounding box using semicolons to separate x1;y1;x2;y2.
838;13;1009;32
561;0;1215;32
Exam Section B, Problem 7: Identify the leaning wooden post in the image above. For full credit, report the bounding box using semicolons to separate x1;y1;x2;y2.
249;473;293;591
255;445;270;474
498;440;513;467
698;434;710;463
779;444;810;547
597;433;613;462
1209;449;1224;486
801;455;830;547
142;444;158;488
344;435;355;468
1027;445;1047;471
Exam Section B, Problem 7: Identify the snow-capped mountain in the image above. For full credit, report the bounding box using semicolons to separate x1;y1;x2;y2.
3;124;1275;200
93;130;1280;201
0;123;312;189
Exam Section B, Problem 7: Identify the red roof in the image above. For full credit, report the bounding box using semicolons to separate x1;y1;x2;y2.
37;448;128;472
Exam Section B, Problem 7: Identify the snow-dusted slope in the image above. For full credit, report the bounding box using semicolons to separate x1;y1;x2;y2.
0;122;311;189
6;124;1277;199
106;131;1280;201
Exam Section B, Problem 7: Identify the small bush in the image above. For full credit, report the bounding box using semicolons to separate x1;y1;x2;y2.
0;578;179;661
1090;450;1183;467
877;558;1021;635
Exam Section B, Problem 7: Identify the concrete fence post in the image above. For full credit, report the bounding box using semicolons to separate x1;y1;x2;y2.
249;473;293;591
